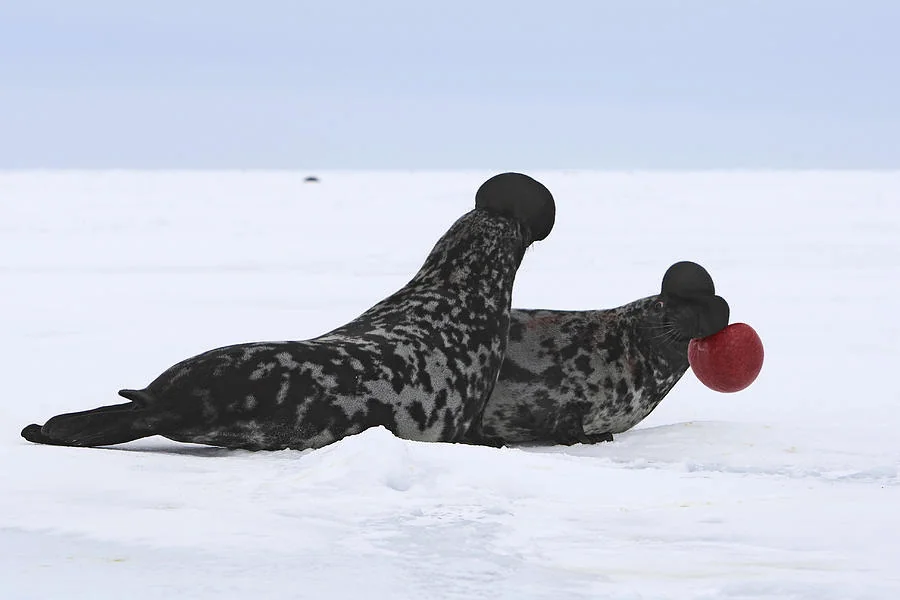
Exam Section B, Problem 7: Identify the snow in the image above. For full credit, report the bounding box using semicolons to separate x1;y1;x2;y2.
1;170;899;599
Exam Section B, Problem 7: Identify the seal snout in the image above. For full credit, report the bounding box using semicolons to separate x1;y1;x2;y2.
474;173;556;241
695;295;730;338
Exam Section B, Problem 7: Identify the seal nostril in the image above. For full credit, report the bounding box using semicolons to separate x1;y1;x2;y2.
475;173;556;241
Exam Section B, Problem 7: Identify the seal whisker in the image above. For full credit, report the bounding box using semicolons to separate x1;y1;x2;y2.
642;323;680;344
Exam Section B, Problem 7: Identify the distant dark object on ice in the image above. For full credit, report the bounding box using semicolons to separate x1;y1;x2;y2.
304;176;320;183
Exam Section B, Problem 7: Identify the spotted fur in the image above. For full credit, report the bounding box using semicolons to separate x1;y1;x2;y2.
474;263;729;446
22;174;555;451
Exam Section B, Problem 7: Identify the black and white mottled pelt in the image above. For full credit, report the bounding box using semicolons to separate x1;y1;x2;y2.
22;173;556;451
473;261;730;446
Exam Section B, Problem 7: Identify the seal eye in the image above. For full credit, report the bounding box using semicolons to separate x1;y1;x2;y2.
654;300;665;310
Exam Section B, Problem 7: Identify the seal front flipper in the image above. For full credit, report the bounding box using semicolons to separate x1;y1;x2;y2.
459;422;506;448
551;409;613;445
583;431;614;444
549;409;591;445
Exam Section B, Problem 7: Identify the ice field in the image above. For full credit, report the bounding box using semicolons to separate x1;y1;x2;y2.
1;170;898;599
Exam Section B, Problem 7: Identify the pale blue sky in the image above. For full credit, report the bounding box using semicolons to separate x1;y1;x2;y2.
1;1;897;169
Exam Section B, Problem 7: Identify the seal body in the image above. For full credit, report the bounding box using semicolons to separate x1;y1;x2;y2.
22;173;555;451
475;262;730;446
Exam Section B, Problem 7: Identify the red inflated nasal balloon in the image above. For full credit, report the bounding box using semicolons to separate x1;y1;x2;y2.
688;323;764;393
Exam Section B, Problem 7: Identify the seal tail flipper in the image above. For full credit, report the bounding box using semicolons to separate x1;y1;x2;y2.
21;423;75;446
21;401;137;445
21;402;165;447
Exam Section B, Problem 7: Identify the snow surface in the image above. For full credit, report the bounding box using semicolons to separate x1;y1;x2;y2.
1;171;899;599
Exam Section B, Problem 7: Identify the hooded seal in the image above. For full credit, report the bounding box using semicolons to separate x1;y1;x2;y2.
22;173;555;451
473;261;729;446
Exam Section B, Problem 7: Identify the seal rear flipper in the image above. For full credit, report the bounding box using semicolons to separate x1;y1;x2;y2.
24;404;171;447
21;423;72;446
583;431;614;444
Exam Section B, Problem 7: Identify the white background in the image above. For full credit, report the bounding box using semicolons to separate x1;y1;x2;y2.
2;171;898;599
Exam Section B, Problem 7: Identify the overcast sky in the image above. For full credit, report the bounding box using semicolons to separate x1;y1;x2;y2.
1;1;897;169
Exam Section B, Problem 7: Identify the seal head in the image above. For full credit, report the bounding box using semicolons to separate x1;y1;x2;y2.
475;173;555;241
658;261;730;342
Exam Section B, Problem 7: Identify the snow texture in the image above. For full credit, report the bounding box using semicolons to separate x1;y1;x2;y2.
2;171;899;599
